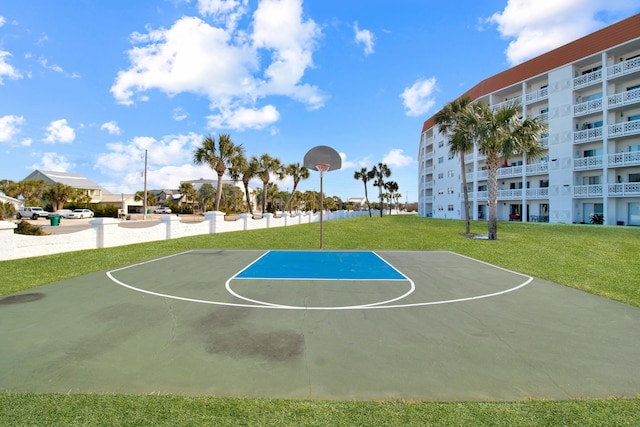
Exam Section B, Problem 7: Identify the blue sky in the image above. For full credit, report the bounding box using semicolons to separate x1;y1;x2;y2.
1;1;639;203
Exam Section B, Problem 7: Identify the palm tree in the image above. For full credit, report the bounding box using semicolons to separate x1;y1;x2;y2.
193;134;244;212
283;162;310;213
42;183;76;211
353;167;374;217
372;163;391;218
228;154;260;216
178;182;196;212
456;101;546;240
384;181;399;214
254;153;282;214
434;95;473;234
134;191;156;207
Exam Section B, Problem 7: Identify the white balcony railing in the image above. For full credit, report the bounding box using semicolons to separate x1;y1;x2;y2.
573;156;603;170
608;151;640;167
497;165;523;178
526;188;549;199
574;98;603;116
607;56;640;80
573;69;602;89
608;182;640;196
573;184;603;197
492;96;522;111
607;87;640;109
573;126;603;144
526;162;549;175
608;118;640;138
526;87;548;104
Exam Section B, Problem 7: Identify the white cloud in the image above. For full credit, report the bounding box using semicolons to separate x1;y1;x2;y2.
0;16;5;27
111;0;325;130
43;119;75;144
0;51;22;84
196;0;248;31
487;0;640;65
383;149;413;168
34;152;75;172
206;104;280;130
94;132;204;191
38;57;64;73
100;121;121;135
0;115;25;142
354;22;375;56
400;77;437;117
173;107;188;121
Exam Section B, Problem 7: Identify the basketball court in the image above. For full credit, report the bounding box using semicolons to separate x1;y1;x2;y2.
1;250;639;401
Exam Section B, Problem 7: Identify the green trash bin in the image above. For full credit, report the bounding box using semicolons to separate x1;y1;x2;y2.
49;215;61;226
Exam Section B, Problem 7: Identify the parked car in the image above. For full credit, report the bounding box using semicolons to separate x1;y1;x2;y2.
154;207;172;214
73;209;94;218
16;207;50;220
49;209;82;219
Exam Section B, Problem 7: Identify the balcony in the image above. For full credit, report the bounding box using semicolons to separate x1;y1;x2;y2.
607;87;640;109
574;98;602;116
573;126;603;144
525;87;548;104
607;56;640;80
608;182;640;197
526;188;549;199
608;118;640;139
526;162;549;175
573;184;603;198
608;150;640;167
492;96;522;111
573;156;603;171
573;69;602;89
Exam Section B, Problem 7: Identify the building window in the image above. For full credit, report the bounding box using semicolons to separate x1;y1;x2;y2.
437;172;444;179
448;205;454;211
438;157;444;164
447;170;455;178
438;141;444;148
438;188;444;195
448;153;454;160
629;173;640;183
448;187;454;194
540;179;549;188
438;205;444;211
478;185;487;191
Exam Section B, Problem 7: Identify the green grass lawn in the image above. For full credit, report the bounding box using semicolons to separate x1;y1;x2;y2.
1;215;639;426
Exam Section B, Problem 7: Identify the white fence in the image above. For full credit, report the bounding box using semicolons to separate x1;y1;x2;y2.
0;210;371;261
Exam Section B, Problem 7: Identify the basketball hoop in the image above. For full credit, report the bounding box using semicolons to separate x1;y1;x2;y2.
315;163;331;172
304;145;342;249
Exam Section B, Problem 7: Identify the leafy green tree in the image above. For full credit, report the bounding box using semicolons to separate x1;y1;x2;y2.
196;183;215;213
353;167;374;217
434;95;473;234
455;101;546;239
283;162;309;213
0;180;20;198
372;163;391;218
193;134;244;212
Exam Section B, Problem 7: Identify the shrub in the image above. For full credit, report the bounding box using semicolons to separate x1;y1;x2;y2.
14;220;48;235
0;202;16;220
590;213;604;224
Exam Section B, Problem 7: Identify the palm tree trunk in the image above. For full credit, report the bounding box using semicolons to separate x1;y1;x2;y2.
487;154;500;240
460;156;471;235
215;173;224;212
364;184;372;217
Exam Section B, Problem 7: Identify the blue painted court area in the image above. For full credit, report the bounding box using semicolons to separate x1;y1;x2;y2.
235;250;407;280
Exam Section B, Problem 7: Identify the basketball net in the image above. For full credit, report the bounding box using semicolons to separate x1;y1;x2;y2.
315;163;331;172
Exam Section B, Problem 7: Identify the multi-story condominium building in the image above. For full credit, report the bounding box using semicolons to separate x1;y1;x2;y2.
418;14;640;226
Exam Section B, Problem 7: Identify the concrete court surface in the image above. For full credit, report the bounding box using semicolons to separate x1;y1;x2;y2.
1;250;639;401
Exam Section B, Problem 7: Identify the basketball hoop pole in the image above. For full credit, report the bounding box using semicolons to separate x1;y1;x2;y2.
319;169;324;249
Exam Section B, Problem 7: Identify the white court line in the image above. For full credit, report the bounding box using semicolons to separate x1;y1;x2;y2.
105;250;534;310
